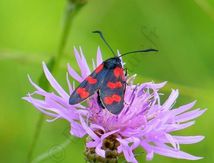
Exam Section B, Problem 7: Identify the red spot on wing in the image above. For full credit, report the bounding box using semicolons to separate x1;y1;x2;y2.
95;64;104;73
103;94;121;105
112;94;121;102
114;67;123;78
104;96;113;105
76;88;89;99
86;76;97;84
107;81;122;89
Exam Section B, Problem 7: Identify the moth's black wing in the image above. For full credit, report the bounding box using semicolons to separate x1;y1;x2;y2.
99;66;126;115
69;64;108;104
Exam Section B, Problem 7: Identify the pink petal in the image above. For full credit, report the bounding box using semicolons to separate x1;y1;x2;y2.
96;46;103;66
166;121;195;132
123;149;138;163
27;75;45;92
92;59;96;70
117;50;125;67
141;142;154;160
142;142;202;160
74;47;89;78
162;89;179;111
146;151;154;160
90;124;105;132
146;81;167;90
175;109;207;122
95;142;105;157
67;63;83;82
117;137;140;163
79;47;91;75
101;130;120;140
23;96;58;117
126;137;141;150
172;101;196;115
93;130;120;158
79;116;99;140
173;136;204;144
152;145;202;160
165;133;179;150
42;62;69;99
70;121;86;138
74;47;84;74
87;141;98;148
66;73;73;94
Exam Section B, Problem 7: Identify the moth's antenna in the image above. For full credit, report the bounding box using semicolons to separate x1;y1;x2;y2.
92;30;116;56
118;48;158;58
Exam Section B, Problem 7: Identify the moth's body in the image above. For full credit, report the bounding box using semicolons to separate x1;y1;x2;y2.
69;57;126;115
69;31;157;115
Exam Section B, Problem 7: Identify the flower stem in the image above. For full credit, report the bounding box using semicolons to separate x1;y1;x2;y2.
32;139;72;163
26;1;85;163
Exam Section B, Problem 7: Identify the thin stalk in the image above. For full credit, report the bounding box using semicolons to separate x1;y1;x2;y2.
26;1;85;163
32;139;72;163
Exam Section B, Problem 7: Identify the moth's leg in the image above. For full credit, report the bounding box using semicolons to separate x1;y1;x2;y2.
124;68;128;76
95;92;104;114
97;91;105;109
122;67;129;86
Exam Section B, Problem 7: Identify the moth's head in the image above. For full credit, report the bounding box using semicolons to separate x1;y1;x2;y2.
104;57;121;69
114;57;121;64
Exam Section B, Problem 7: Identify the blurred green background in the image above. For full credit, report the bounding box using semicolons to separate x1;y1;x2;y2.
0;0;213;162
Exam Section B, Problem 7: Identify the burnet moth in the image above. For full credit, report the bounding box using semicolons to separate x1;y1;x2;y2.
69;31;157;115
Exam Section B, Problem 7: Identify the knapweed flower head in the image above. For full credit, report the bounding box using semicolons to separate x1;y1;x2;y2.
24;47;206;163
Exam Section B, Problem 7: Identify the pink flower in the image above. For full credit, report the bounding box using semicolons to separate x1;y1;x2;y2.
24;47;206;163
